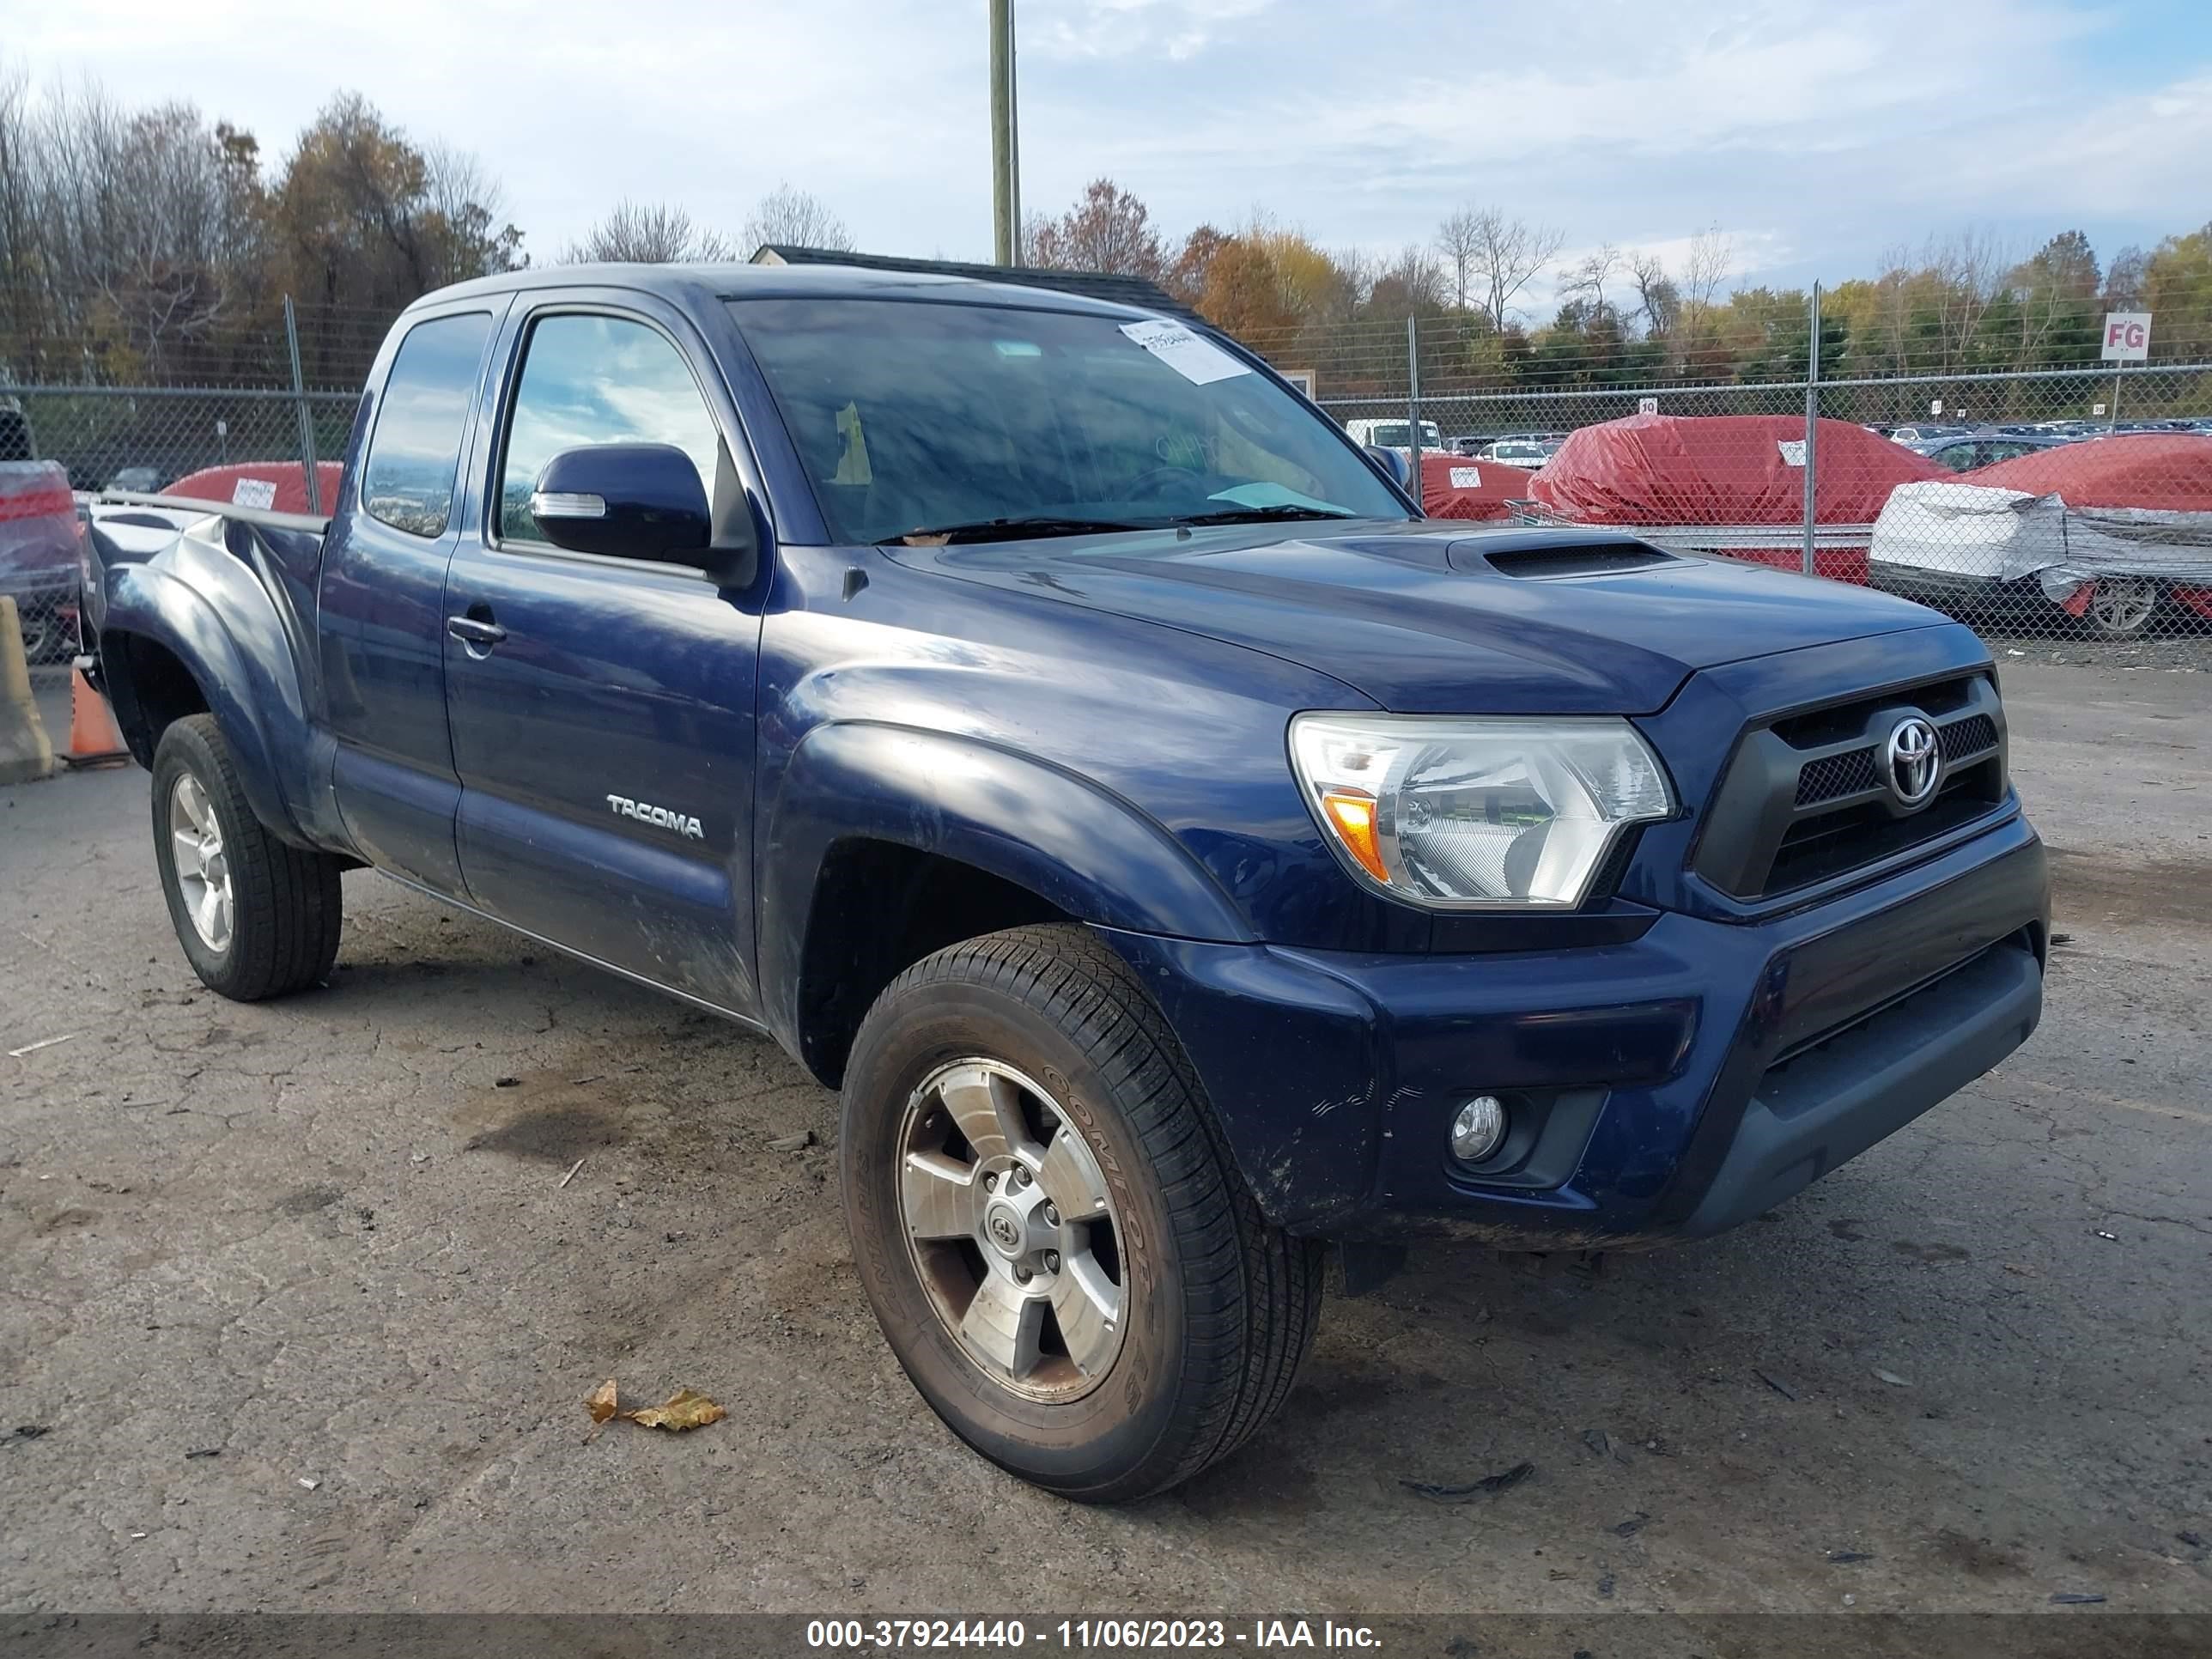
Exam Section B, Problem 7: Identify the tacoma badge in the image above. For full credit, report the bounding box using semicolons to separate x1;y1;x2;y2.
605;794;705;839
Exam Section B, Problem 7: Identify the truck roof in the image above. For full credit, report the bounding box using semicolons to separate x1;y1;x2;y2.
411;259;1177;325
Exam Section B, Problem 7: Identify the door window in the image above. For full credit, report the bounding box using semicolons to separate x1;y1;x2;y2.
361;312;493;537
497;313;720;544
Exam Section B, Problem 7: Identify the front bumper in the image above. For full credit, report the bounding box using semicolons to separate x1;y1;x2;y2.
1097;817;2047;1247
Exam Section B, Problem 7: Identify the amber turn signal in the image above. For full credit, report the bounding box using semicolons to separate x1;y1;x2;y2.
1320;790;1389;884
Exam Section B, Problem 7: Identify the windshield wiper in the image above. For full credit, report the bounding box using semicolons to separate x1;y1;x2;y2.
879;515;1155;546
1170;505;1358;527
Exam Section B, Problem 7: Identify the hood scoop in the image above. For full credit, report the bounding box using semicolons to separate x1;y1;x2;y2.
1453;537;1683;579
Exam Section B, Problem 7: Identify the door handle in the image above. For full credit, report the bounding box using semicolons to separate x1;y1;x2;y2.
447;614;507;655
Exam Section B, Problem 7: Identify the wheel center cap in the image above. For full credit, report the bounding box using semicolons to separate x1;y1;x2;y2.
983;1203;1025;1257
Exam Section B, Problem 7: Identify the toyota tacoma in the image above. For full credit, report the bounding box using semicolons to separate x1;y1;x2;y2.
81;263;2048;1502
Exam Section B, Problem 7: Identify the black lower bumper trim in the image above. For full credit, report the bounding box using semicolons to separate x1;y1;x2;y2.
1679;940;2041;1237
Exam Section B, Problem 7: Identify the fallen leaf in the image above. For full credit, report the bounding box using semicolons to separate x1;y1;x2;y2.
586;1378;621;1425
1873;1369;1911;1388
1401;1461;1534;1504
625;1388;726;1432
766;1131;814;1152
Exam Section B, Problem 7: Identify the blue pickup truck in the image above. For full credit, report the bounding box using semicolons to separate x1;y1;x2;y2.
82;263;2048;1502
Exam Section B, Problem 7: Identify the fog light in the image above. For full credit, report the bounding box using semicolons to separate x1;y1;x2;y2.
1450;1095;1508;1163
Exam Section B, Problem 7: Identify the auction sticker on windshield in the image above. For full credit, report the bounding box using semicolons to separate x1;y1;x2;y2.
1119;319;1250;386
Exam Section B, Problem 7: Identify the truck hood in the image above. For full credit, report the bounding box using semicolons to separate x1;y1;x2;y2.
885;521;1954;714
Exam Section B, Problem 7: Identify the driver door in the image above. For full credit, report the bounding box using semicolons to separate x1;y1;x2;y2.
441;295;766;1017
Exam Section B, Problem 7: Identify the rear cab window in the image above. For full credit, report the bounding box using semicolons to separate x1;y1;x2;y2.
362;313;494;536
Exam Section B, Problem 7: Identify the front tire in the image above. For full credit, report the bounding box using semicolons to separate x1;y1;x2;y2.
150;714;343;1000
841;924;1323;1503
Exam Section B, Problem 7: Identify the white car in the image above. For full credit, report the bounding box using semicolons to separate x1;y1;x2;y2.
1344;418;1443;457
1474;440;1551;471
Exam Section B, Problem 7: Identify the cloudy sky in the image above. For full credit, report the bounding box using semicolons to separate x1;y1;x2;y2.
13;0;2209;304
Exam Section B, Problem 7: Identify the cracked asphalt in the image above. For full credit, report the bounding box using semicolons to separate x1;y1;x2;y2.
1;660;2206;1615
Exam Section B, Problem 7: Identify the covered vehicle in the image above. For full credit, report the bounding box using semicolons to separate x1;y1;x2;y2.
1419;452;1534;521
160;461;345;515
1868;434;2212;638
1;400;84;662
1528;414;1946;583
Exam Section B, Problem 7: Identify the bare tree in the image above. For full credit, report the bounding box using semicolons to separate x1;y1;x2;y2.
1369;242;1446;315
1434;207;1482;313
1680;224;1734;312
424;142;525;278
561;200;732;264
1464;208;1565;330
741;183;854;253
1923;228;2014;372
1559;242;1624;317
1628;250;1680;338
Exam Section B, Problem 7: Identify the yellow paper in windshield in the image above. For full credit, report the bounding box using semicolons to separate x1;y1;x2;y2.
834;402;872;486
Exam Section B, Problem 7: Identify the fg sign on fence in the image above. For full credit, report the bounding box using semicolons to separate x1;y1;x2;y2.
2102;313;2152;362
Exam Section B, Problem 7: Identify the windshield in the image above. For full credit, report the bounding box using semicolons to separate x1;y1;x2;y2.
729;297;1409;543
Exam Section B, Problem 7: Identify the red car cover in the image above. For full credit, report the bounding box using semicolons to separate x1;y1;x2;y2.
1419;453;1534;521
165;461;345;515
1529;415;1946;582
1960;433;2212;509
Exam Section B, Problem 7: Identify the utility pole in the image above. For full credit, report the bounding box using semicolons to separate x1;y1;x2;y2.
1801;281;1821;577
990;0;1021;266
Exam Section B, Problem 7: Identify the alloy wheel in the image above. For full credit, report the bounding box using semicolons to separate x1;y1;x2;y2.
896;1058;1128;1401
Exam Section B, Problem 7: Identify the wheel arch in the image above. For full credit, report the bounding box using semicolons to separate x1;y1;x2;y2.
762;721;1255;1086
97;556;312;845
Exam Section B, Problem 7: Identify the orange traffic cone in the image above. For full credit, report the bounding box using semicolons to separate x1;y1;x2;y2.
63;658;129;768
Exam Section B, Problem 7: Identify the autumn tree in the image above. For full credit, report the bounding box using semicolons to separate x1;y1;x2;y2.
562;200;732;263
1164;222;1231;305
2138;223;2212;362
1027;178;1165;280
267;94;522;325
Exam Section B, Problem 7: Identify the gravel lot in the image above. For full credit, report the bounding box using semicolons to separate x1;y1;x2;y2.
1;660;2206;1616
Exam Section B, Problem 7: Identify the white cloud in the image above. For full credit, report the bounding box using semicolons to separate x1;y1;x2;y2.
4;0;2202;299
1024;0;1277;62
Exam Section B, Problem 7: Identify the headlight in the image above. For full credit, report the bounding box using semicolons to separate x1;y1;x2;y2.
1289;714;1674;908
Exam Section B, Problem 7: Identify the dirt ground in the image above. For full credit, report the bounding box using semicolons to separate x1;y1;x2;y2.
1;659;2206;1617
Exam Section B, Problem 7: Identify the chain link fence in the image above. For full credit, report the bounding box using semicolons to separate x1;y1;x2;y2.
1245;300;2212;650
9;286;2212;689
3;290;370;684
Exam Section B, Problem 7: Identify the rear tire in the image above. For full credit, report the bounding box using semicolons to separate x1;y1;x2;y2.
841;923;1323;1503
150;714;343;1000
2081;576;2160;640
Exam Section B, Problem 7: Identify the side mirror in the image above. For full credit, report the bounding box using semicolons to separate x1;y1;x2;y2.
1364;443;1411;489
531;443;711;563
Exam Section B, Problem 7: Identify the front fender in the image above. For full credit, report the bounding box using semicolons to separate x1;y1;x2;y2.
758;720;1255;1047
100;530;321;848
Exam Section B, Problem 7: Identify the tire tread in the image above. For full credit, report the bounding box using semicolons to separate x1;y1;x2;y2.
858;922;1323;1501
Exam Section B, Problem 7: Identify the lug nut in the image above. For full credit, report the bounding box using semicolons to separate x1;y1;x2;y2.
983;1171;998;1191
1014;1266;1033;1284
1043;1250;1060;1273
1042;1202;1060;1226
1012;1167;1030;1188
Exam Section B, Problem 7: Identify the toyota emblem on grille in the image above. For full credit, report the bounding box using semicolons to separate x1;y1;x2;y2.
1885;715;1941;808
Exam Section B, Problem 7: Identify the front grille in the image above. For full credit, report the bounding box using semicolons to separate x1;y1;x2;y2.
1791;714;2001;809
1941;714;1997;762
1693;672;2009;902
1795;747;1879;806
